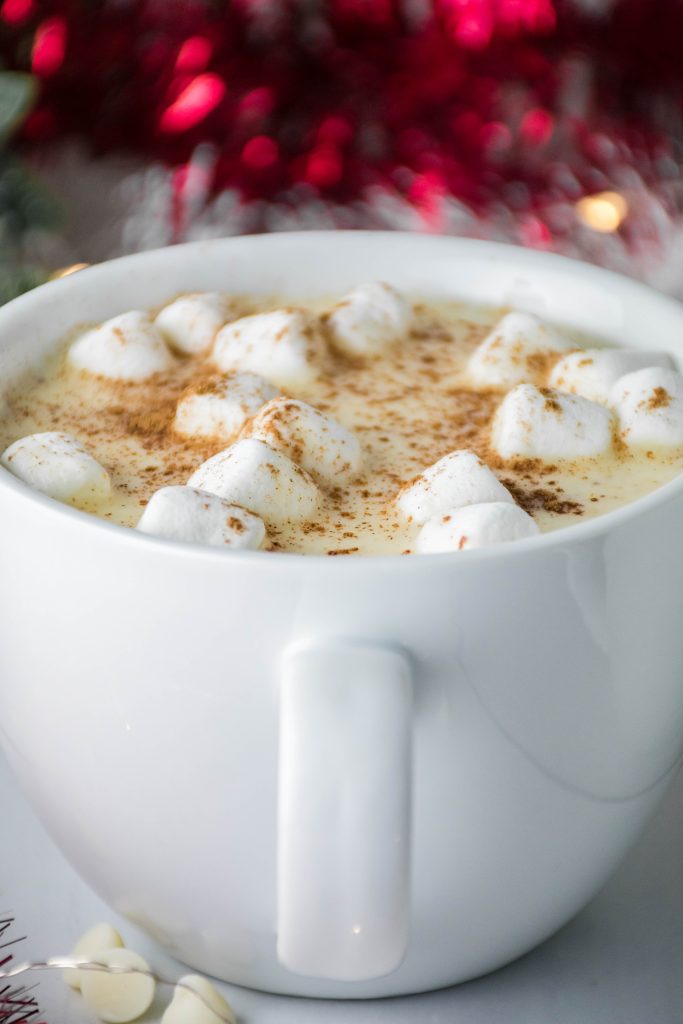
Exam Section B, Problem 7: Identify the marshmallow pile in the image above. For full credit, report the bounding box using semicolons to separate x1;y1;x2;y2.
153;394;363;544
67;282;411;387
10;288;682;558
397;312;681;553
63;923;236;1024
48;283;409;548
397;448;538;553
477;310;683;459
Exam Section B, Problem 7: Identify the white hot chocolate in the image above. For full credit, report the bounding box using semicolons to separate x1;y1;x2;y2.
1;285;682;555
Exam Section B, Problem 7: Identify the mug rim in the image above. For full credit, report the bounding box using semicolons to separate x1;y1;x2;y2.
1;229;682;569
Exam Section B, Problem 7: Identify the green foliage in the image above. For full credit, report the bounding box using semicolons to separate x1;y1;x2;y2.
0;157;63;239
0;261;47;304
0;70;37;142
0;69;61;303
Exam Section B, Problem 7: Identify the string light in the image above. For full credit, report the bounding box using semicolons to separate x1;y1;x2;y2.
50;263;89;279
575;192;629;233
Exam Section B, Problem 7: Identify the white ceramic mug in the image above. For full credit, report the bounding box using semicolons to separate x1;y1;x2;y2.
1;233;682;999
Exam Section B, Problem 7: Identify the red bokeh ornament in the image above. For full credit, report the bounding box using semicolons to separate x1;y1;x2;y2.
0;0;681;281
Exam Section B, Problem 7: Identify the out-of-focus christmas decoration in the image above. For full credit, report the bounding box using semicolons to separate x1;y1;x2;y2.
0;916;42;1022
0;68;59;301
0;0;682;291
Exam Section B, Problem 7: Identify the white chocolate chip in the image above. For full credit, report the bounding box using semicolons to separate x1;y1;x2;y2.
245;397;362;486
63;923;124;991
213;309;323;388
397;449;513;525
549;347;675;403
174;373;279;441
1;431;111;507
611;366;683;448
137;486;266;550
416;501;539;552
188;438;320;525
326;282;410;357
161;974;236;1024
79;948;155;1024
68;311;174;381
468;312;573;388
491;384;614;459
155;293;234;356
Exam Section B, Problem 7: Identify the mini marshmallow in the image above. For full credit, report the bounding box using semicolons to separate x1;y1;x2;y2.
417;501;539;553
155;292;233;356
325;281;410;357
63;923;124;991
550;347;675;403
79;948;155;1024
174;373;279;440
491;384;614;459
137;486;266;550
397;449;513;525
611;366;683;448
468;312;573;388
213;308;323;388
188;438;320;524
1;431;111;507
68;310;174;381
244;397;362;486
161;974;236;1024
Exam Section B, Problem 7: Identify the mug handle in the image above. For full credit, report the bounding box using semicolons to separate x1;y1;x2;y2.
277;641;413;982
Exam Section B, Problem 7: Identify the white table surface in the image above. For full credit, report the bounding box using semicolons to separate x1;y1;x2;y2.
2;750;683;1024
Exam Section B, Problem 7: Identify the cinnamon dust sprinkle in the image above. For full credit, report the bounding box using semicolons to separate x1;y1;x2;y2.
1;296;682;554
538;387;564;414
645;386;671;411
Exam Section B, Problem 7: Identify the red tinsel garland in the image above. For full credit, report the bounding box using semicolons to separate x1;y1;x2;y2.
1;0;682;246
0;917;42;1024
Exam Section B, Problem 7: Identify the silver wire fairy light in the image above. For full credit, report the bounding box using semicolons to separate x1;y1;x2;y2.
0;957;236;1023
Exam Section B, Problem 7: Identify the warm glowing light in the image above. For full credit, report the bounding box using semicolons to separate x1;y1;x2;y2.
50;263;89;280
159;73;226;133
575;192;628;233
32;17;67;77
1;0;34;25
351;925;362;935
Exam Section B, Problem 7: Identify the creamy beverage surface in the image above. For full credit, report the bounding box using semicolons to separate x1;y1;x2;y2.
1;289;682;556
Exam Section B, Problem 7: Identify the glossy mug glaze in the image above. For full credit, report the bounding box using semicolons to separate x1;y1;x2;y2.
1;233;682;999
